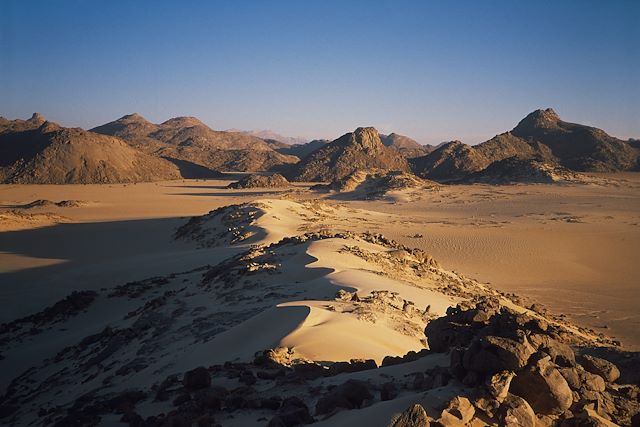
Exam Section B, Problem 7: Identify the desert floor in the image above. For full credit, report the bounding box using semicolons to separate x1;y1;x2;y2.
1;173;639;352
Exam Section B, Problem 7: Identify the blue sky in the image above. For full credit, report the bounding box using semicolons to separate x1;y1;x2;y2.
1;0;638;144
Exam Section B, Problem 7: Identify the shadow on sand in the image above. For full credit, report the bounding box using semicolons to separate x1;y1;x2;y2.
0;217;239;323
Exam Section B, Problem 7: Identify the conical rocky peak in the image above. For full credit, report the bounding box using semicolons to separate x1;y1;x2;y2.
514;108;561;133
28;112;46;125
118;113;149;123
350;127;382;150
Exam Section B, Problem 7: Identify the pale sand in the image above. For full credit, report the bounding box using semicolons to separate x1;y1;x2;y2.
0;174;638;356
1;179;637;426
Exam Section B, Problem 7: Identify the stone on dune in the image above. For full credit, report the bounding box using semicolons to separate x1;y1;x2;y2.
510;356;573;415
462;335;535;373
529;334;576;367
580;355;620;383
390;403;431;427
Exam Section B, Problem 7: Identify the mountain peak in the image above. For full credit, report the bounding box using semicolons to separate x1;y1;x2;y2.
118;113;149;123
28;112;46;124
514;108;561;133
351;126;381;150
161;116;205;127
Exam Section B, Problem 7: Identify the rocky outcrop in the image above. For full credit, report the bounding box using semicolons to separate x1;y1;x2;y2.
410;141;488;181
314;170;440;199
421;299;640;426
288;127;410;182
227;173;292;189
462;157;592;184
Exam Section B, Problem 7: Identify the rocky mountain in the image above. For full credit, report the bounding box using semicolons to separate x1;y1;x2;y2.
410;141;489;181
287;127;410;182
227;173;292;189
314;170;440;200
0;114;181;184
92;114;298;172
511;108;639;172
411;109;639;181
462;157;592;184
380;133;433;159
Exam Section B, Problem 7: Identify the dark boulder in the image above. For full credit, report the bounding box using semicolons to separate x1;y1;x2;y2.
510;356;573;415
315;379;373;415
580;355;620;383
183;367;211;390
268;397;313;426
463;335;535;374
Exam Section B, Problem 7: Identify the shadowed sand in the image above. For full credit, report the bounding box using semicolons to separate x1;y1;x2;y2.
1;176;638;350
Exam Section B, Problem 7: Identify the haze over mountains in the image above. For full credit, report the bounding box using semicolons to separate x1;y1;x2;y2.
0;108;637;184
91;114;298;174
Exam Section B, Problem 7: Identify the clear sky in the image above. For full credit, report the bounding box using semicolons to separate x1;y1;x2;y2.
1;0;638;144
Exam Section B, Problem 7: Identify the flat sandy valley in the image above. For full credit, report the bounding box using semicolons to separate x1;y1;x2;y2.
1;174;638;353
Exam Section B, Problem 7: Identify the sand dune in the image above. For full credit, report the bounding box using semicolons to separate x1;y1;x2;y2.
0;176;638;426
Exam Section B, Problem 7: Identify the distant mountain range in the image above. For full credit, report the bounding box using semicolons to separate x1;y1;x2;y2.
411;109;639;181
0;109;637;184
0;114;181;184
226;129;309;146
92;114;298;173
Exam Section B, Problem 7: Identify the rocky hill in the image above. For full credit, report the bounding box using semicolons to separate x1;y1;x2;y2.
0;114;181;184
92;114;298;172
511;108;639;172
411;109;639;181
227;173;292;189
462;157;593;185
380;133;433;159
315;170;440;200
410;141;489;181
288;127;410;182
